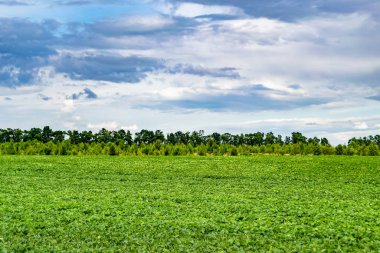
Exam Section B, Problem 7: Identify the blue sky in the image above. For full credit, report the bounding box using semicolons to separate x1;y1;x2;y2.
1;0;380;143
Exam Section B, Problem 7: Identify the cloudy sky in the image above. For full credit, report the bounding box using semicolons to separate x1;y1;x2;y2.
1;0;380;143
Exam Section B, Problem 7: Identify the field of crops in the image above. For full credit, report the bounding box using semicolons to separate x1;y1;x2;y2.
1;156;379;252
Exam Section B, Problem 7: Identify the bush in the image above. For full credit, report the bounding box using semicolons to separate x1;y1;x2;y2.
291;144;301;155
4;142;16;155
109;144;118;156
173;146;181;156
0;139;378;156
313;145;321;155
197;144;207;156
346;147;355;156
230;147;238;156
335;144;344;155
321;145;335;155
368;144;378;156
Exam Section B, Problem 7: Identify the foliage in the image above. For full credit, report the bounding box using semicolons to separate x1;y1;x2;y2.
0;127;379;156
0;140;379;156
0;156;379;252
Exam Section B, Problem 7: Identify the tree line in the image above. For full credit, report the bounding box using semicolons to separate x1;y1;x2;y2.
0;127;379;156
0;127;330;145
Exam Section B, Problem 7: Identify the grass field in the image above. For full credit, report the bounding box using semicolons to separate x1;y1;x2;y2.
1;156;379;252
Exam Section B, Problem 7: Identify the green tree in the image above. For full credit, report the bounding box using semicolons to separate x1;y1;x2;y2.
291;132;307;144
42;126;53;143
67;130;81;144
264;132;275;145
53;130;66;143
335;144;344;155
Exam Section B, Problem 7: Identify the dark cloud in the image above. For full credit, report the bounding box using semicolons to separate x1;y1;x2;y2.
167;64;240;79
84;16;197;39
242;84;274;91
53;52;243;83
82;88;97;99
0;18;58;87
170;0;380;21
0;0;28;5
46;0;380;18
55;0;128;5
0;65;38;87
68;88;97;100
139;86;329;112
194;14;244;21
0;18;58;43
150;95;328;112
288;84;302;90
55;54;165;83
0;1;378;93
0;14;244;86
38;94;52;101
53;16;196;51
367;95;380;101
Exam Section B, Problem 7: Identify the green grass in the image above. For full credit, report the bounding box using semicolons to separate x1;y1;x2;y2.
1;156;380;252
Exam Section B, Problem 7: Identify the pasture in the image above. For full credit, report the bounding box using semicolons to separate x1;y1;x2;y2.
0;156;379;252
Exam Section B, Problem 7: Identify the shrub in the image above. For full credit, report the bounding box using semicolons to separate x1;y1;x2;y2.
368;144;378;156
109;144;117;156
230;147;238;156
335;144;344;155
313;145;322;155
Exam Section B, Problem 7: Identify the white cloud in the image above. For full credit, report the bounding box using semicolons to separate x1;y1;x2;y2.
327;129;380;145
61;99;75;113
87;121;119;130
93;15;174;33
121;124;139;132
165;15;376;111
174;2;243;18
122;15;173;29
353;121;368;130
2;5;380;145
63;121;78;129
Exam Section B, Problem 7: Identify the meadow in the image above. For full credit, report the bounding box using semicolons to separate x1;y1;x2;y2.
1;156;379;252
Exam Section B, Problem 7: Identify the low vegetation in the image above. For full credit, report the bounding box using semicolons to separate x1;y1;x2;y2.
0;127;379;156
1;156;379;252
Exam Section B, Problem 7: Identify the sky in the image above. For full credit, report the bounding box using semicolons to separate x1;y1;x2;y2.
0;0;380;144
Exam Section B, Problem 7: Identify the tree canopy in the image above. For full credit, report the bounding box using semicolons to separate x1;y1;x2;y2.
0;127;378;156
